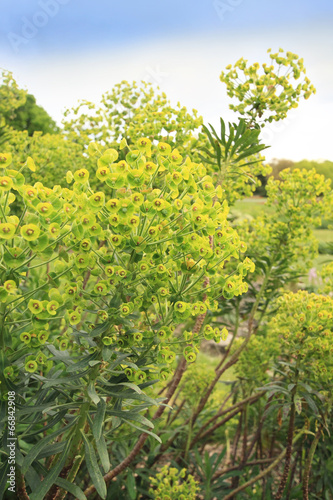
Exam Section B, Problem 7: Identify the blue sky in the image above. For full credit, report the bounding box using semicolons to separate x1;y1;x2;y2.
1;0;333;160
1;0;333;54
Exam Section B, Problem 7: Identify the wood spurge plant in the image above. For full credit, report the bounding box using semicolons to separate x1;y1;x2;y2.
0;48;331;500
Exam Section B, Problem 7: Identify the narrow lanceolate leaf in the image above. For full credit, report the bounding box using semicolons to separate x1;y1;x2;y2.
303;393;319;415
125;421;162;443
29;439;71;500
105;409;154;428
55;478;87;500
87;381;100;405
96;433;111;473
99;378;143;393
22;418;77;474
92;398;106;442
81;431;107;499
25;410;67;438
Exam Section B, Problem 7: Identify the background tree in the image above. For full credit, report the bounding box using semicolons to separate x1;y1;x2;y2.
2;93;59;136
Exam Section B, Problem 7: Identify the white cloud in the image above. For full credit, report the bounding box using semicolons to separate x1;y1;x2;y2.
2;25;332;161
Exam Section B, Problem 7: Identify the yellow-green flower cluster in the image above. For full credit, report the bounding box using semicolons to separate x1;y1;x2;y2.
269;291;333;385
63;80;203;159
220;48;316;126
236;168;330;275
149;465;199;500
319;261;333;295
0;140;251;383
235;334;280;390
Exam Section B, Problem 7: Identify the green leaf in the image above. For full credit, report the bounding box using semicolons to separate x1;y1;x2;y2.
29;439;71;500
126;420;161;443
303;393;319;415
42;370;90;388
17;401;80;416
96;433;111;474
99;378;143;394
126;473;137;500
92;398;106;442
220;118;226;146
87;381;100;405
59;249;69;262
0;401;6;435
36;442;66;460
67;352;98;372
105;409;154;428
25;465;42;494
294;396;302;415
90;321;111;338
26;156;36;172
46;344;73;365
22;418;77;474
55;477;87;500
88;142;102;157
81;432;107;499
89;360;102;367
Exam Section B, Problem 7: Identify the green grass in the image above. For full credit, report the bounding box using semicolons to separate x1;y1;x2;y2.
232;197;272;218
312;254;332;272
313;229;333;243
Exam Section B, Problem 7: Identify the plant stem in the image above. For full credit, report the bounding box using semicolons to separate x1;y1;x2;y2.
189;265;273;429
223;431;304;500
190;392;262;448
0;302;8;391
16;469;30;500
274;379;298;500
302;424;323;500
44;401;90;500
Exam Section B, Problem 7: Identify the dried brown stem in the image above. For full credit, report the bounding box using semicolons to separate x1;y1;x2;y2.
190;392;263;448
223;431;304;500
274;401;296;500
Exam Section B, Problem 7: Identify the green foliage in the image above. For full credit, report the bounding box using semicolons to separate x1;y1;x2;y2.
0;70;26;125
235;332;280;390
0;47;329;500
319;261;333;294
271;158;333;185
3;128;89;192
0;138;250;498
293;159;333;187
2;93;59;136
181;360;216;406
197;118;271;204
63;80;202;155
236;168;331;284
